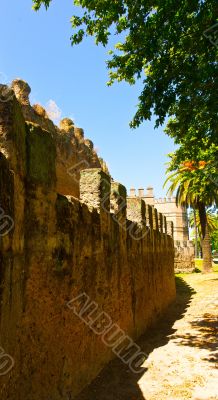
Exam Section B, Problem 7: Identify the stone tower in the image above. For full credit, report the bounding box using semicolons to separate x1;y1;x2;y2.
130;186;189;241
129;186;194;272
154;197;189;241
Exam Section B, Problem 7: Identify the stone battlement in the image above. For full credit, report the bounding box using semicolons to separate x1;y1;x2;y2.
0;80;173;239
129;187;189;242
0;79;176;400
174;240;195;273
154;197;176;203
0;79;110;198
128;188;194;273
130;188;177;205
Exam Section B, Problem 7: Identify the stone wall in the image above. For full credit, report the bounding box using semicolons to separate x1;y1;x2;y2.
130;187;189;241
9;79;102;198
174;240;195;273
154;198;189;241
129;188;195;271
0;84;176;400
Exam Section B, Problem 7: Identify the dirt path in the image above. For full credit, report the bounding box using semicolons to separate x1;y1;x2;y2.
75;273;218;400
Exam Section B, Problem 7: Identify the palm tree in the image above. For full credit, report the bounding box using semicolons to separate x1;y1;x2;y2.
189;209;217;235
189;209;217;258
164;166;218;273
193;208;198;258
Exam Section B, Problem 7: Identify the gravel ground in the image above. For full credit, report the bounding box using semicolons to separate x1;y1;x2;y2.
75;273;218;400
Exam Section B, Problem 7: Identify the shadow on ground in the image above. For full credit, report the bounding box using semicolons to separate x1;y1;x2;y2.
174;312;218;364
73;277;195;400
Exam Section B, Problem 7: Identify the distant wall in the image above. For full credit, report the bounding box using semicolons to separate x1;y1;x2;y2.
154;198;189;241
130;188;189;241
174;240;195;273
0;84;176;400
10;79;102;198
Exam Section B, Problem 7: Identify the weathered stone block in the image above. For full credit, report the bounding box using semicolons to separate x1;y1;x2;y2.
126;197;146;226
59;118;74;138
74;127;84;142
129;188;136;197
163;215;167;234
0;153;14;252
158;212;163;233
152;207;158;230
167;220;174;237
80;168;111;212
174;239;195;273
145;204;153;230
84;139;94;150
26;122;56;188
11;79;31;106
0;89;26;176
110;181;127;223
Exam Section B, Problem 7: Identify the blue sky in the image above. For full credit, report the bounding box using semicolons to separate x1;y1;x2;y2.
0;0;175;197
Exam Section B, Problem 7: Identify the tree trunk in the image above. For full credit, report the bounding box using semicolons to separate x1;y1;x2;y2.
198;202;212;273
193;208;198;258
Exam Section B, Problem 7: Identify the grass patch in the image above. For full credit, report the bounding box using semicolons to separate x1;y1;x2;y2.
195;258;218;273
176;259;218;276
213;263;218;272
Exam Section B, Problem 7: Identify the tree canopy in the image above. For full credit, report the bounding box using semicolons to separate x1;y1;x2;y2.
164;141;218;271
165;140;218;207
189;208;218;235
32;0;217;142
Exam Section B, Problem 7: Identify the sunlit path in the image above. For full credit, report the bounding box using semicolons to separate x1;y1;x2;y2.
76;273;218;400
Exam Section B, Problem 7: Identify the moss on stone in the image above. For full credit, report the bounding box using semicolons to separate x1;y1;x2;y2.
26;122;56;188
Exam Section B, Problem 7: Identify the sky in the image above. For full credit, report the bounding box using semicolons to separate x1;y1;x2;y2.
0;0;175;197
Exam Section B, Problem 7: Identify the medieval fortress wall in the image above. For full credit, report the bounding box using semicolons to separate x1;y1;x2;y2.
129;187;189;241
0;80;176;399
129;188;195;272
